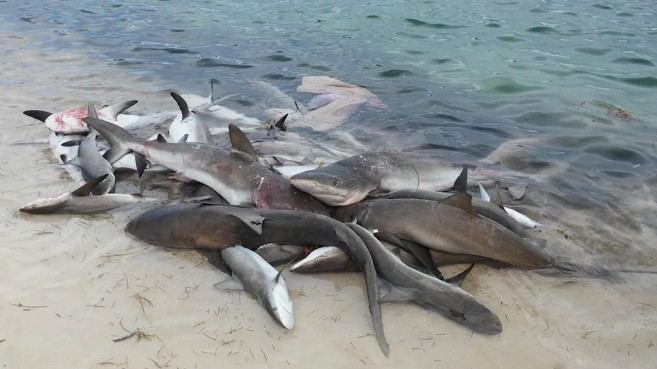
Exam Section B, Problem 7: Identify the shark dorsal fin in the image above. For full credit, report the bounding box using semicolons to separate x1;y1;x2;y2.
453;164;468;193
441;192;477;215
228;124;258;160
170;92;190;120
274;114;288;132
71;174;109;197
87;102;98;119
177;134;189;143
492;186;506;211
100;100;138;120
155;133;168;143
23;110;52;123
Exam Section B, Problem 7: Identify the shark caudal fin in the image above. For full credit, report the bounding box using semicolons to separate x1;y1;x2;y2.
23;110;52;123
170;92;190;120
99;100;138;121
82;117;136;164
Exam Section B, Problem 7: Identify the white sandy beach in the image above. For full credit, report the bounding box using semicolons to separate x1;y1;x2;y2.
1;28;656;369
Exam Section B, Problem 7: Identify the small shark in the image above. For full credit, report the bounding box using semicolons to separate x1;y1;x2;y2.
19;174;155;214
216;245;294;329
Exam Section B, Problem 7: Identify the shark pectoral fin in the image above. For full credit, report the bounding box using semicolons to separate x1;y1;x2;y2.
453;164;468;193
64;156;82;167
71;174;109;197
228;124;258;160
101;100;139;120
171;92;190;119
378;279;419;303
23;110;52;123
229;213;265;235
60;140;82;147
441;192;477;215
87;102;98;119
214;277;245;291
398;239;445;280
445;263;476;287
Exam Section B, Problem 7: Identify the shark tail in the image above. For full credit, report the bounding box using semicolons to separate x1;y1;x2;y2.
100;100;138;120
82;117;137;164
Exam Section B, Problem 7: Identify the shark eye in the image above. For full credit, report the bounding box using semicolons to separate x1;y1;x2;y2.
331;178;339;186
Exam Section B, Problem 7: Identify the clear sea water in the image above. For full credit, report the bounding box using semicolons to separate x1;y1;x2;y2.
1;1;656;368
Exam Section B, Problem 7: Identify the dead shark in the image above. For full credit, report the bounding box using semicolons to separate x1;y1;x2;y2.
82;116;329;214
345;222;503;335
24;100;138;134
126;203;389;356
332;194;552;269
216;245;294;329
19;174;155;214
290;152;472;206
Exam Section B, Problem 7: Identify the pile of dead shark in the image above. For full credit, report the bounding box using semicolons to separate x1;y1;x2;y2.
21;76;558;357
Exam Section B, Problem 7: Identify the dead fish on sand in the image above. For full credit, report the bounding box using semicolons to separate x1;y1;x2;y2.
290;152;469;206
332;194;552;269
24;100;138;134
126;203;389;356
216;245;294;329
19;174;155;214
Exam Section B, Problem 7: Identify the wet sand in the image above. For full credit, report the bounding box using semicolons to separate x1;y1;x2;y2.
1;30;657;369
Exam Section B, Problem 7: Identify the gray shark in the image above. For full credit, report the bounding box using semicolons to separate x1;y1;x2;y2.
18;174;155;214
64;129;115;195
332;194;552;269
290;152;471;206
216;245;294;329
125;203;389;356
345;222;503;335
82;116;329;215
371;188;527;236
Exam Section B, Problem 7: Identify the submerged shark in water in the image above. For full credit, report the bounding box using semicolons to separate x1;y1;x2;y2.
216;245;294;329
